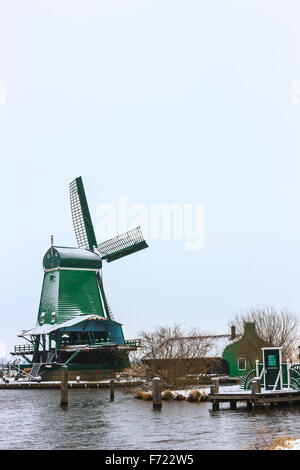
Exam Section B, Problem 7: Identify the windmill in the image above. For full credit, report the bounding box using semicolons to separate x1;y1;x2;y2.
12;177;148;381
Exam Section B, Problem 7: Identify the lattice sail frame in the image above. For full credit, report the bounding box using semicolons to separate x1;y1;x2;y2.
97;227;148;262
69;177;97;251
70;177;148;262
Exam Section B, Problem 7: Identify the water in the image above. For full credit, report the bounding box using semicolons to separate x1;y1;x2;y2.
0;388;300;449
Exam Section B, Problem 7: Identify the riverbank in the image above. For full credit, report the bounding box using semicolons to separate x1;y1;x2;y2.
134;387;209;402
275;439;299;450
134;384;240;402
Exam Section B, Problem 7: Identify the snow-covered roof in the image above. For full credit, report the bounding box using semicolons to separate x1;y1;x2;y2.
19;314;107;336
205;335;239;357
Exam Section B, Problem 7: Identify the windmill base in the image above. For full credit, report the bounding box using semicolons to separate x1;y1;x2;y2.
41;368;115;382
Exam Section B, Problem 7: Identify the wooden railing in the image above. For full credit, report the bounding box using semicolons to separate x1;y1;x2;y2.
14;344;35;353
125;339;141;348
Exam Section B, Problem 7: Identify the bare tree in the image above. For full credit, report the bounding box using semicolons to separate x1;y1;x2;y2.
133;323;215;388
229;306;300;360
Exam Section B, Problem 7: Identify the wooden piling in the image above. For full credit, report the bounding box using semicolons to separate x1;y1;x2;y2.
60;366;68;406
110;379;115;401
210;378;219;410
152;377;162;409
251;378;261;395
251;380;257;395
230;400;236;410
212;399;219;411
211;377;219;393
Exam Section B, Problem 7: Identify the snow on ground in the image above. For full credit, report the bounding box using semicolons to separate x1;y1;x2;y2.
159;383;241;397
171;387;209;398
276;439;300;450
219;384;241;393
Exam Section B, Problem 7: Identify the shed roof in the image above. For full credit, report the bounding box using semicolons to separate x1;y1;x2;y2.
205;335;240;357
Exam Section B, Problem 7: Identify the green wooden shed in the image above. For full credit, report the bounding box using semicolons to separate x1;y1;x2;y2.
222;322;271;377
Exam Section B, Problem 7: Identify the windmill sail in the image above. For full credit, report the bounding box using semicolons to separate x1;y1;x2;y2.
97;227;148;262
69;177;98;251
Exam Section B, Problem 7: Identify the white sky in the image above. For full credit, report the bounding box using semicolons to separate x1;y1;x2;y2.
1;1;300;356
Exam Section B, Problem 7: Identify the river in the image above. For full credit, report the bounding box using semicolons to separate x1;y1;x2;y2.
0;387;299;449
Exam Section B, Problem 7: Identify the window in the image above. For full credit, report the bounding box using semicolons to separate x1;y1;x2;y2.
267;354;277;367
94;331;108;341
51;312;56;323
238;358;246;370
40;312;45;324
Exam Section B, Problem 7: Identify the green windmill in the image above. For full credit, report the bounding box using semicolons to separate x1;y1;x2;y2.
12;177;148;381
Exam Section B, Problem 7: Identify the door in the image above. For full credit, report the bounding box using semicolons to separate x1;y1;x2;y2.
263;349;281;390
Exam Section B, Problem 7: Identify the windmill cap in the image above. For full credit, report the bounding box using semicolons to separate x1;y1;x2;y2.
43;246;102;270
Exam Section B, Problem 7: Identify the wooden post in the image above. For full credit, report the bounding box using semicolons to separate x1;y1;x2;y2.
110;379;115;401
230;400;236;410
210;378;219;411
251;378;261;395
212;399;219;411
256;377;261;393
255;359;259;378
60;366;68;406
152;377;162;409
287;359;291;390
211;377;219;393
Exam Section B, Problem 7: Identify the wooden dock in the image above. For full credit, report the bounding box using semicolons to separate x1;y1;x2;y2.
209;389;300;410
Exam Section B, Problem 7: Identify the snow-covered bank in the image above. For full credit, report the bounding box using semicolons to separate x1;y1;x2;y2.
135;387;209;402
134;384;240;402
276;439;299;450
134;383;241;401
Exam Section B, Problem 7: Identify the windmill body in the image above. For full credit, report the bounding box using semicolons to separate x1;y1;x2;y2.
12;177;148;381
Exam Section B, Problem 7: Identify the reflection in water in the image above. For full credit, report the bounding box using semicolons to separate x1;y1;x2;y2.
0;388;299;449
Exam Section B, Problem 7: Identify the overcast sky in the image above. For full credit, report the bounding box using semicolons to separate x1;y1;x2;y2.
1;1;300;357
